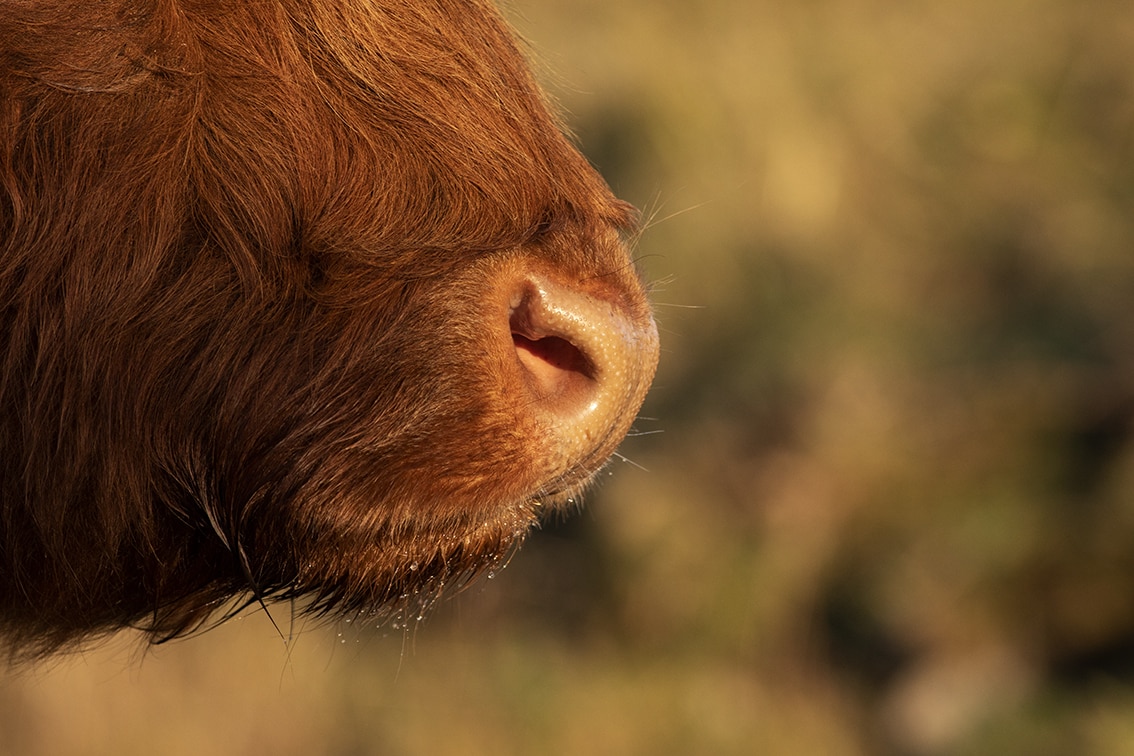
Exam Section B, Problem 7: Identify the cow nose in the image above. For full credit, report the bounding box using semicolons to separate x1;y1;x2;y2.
507;271;659;463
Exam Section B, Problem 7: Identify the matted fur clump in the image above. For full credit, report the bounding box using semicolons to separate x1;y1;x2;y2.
0;0;658;658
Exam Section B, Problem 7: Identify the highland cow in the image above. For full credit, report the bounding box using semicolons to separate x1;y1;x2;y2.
0;0;658;657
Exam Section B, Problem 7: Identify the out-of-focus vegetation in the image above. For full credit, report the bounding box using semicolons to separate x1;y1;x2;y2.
3;0;1134;753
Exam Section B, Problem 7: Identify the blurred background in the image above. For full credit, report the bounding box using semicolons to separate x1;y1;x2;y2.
3;0;1134;753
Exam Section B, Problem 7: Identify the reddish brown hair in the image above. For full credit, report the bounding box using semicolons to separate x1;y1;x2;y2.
0;0;657;658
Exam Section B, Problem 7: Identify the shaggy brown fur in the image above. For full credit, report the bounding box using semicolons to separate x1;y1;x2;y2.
0;0;657;657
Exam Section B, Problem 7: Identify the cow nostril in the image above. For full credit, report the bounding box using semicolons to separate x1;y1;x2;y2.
510;293;597;402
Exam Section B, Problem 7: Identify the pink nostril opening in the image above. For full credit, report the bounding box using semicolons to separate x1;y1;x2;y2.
512;333;593;379
510;304;596;400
